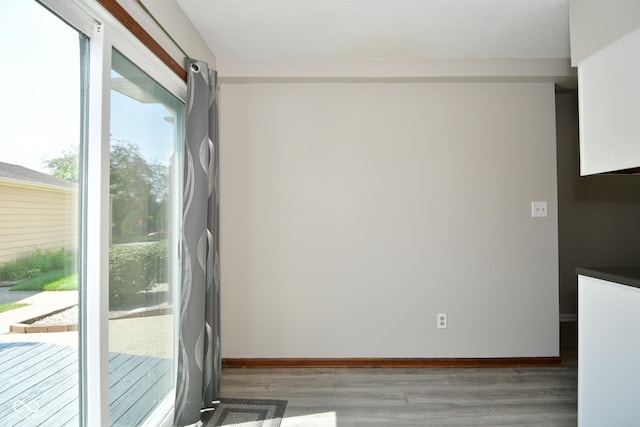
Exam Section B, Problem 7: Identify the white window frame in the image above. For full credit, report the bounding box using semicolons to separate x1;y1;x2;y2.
37;1;187;425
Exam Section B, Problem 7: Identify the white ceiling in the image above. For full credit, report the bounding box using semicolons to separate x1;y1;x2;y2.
175;0;570;61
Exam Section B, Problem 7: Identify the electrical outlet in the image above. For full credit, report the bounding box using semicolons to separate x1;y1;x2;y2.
437;313;447;329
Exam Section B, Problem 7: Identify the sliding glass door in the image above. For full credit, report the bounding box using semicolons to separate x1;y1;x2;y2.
0;1;186;425
108;49;183;426
0;2;84;425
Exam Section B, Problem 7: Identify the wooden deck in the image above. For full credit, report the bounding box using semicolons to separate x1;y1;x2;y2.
0;341;172;426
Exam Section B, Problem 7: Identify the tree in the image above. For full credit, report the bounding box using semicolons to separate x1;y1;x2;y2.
109;141;154;237
43;147;79;183
44;141;169;239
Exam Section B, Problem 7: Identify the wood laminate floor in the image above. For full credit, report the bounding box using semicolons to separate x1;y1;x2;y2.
218;322;578;427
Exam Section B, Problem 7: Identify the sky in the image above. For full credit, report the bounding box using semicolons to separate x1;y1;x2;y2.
0;0;180;174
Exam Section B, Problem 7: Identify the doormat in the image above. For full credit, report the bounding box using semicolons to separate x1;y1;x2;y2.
202;398;287;427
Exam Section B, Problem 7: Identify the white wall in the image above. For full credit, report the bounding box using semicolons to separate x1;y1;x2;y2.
220;82;559;358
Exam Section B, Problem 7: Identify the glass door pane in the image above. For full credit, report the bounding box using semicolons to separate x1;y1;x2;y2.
108;49;183;426
0;1;85;425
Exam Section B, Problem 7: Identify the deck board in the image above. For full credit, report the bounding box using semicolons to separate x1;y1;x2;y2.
0;341;172;426
111;359;172;426
61;413;80;427
110;357;162;422
32;370;79;426
0;343;68;394
0;350;76;419
0;342;42;368
0;347;75;395
38;387;81;427
109;353;149;386
0;342;55;384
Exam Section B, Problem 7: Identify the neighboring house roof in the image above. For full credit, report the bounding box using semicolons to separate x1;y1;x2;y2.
0;161;76;189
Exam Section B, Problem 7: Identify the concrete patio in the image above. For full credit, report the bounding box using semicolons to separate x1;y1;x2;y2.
0;289;77;335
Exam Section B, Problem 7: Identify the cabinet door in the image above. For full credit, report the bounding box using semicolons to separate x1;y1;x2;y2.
578;275;640;426
578;26;640;175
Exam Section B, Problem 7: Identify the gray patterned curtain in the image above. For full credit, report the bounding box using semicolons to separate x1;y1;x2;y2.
174;59;221;426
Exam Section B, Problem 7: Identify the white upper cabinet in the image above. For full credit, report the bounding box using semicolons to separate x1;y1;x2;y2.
569;0;640;175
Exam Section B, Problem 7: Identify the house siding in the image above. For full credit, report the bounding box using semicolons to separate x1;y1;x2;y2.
0;179;77;264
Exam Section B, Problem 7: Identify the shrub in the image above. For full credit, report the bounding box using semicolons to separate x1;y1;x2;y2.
109;241;167;308
0;248;74;281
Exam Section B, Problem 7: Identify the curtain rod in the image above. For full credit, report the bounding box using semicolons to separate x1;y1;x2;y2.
134;0;196;67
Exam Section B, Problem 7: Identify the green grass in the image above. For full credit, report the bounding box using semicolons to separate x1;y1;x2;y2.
0;248;74;281
10;270;78;292
0;302;29;313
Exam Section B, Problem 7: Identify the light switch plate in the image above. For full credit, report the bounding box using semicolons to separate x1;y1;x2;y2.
531;201;548;217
